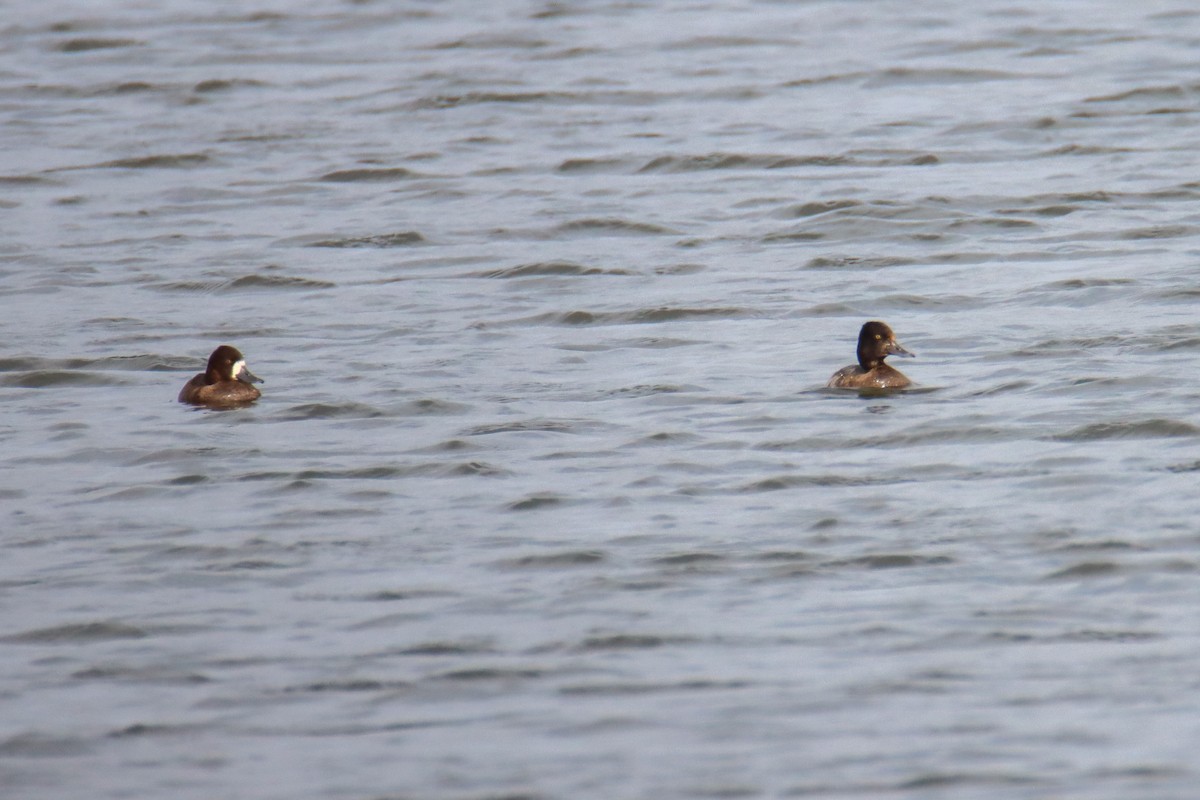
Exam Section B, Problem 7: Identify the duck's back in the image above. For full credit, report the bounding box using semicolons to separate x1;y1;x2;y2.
179;375;260;408
827;364;910;389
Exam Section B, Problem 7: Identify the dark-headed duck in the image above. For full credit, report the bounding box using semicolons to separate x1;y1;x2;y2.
179;345;263;408
827;321;914;389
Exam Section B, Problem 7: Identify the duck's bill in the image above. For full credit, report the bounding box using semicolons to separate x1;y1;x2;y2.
887;340;915;358
237;365;264;384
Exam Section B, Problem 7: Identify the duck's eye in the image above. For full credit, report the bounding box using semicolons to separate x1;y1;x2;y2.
874;334;881;340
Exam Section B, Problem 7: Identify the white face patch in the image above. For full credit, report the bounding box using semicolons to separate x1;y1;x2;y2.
231;359;247;380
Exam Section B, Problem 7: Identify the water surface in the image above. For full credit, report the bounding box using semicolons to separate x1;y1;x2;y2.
2;2;1200;798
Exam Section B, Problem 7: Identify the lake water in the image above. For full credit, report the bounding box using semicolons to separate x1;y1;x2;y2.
2;1;1199;798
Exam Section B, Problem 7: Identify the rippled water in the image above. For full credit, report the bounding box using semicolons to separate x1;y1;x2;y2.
3;2;1200;798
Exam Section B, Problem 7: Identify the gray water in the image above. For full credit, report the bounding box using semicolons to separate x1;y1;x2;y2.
2;1;1200;798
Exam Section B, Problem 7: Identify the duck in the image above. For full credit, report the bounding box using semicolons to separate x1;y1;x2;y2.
827;321;914;389
178;345;263;408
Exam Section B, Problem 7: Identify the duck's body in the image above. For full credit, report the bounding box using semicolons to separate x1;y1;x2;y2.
827;361;912;389
827;321;914;389
179;345;263;408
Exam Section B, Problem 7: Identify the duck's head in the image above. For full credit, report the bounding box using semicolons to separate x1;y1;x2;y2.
207;344;263;385
857;321;913;370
